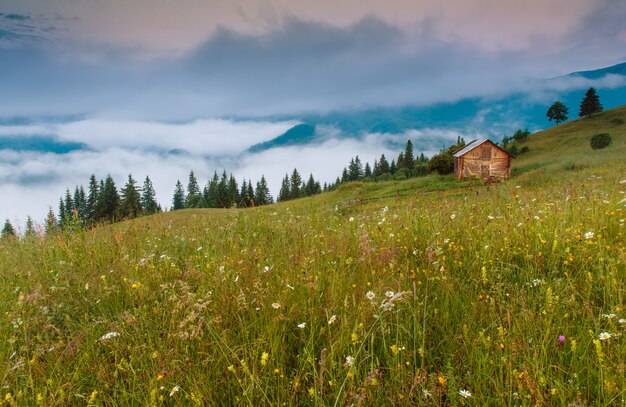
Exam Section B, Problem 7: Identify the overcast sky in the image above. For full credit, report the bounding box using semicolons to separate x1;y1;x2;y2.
1;0;625;226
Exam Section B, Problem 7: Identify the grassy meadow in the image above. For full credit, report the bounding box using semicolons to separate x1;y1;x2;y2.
1;107;626;406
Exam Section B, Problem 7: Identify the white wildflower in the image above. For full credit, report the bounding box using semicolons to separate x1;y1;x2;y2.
599;332;612;341
297;322;306;329
328;315;337;325
98;332;120;342
459;389;472;398
584;231;594;240
345;355;354;366
365;291;375;300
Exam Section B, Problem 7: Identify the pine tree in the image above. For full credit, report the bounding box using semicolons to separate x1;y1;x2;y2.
390;159;397;175
94;179;106;222
289;169;302;199
304;174;316;196
227;174;239;208
216;171;229;208
141;176;159;215
239;179;250;207
74;186;87;220
120;174;142;219
86;175;99;225
255;175;273;205
100;175;120;222
186;170;203;208
204;172;219;208
25;216;36;238
579;87;603;118
278;174;291;202
396;152;405;170
58;197;67;226
45;208;57;235
341;167;349;183
404;140;415;171
64;189;74;219
172;180;186;210
2;219;16;239
364;162;372;177
379;154;390;174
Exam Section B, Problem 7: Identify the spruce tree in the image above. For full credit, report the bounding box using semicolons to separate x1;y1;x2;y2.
239;179;250;207
45;208;57;235
404;140;415;171
58;197;67;226
379;154;390;174
247;181;255;206
141;176;159;215
341;168;349;183
278;174;291;202
305;174;316;196
186;170;203;208
227;174;239;208
86;175;99;225
64;189;74;219
100;175;120;222
289;169;302;199
172;180;186;210
25;216;36;238
255;175;273;205
216;171;229;208
396;152;405;171
204;172;219;208
120;174;142;219
390;159;397;175
2;219;16;239
579;87;603;118
364;162;372;177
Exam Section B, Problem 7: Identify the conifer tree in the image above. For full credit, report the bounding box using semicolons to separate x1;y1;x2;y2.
2;219;16;239
204;172;219;208
100;175;120;222
120;174;142;219
579;87;603;118
341;167;349;183
86;175;99;225
304;174;316;196
64;189;74;219
390;159;397;174
216;171;229;208
364;162;372;177
141;176;159;214
372;159;379;176
25;216;36;238
379;154;390;174
94;179;106;222
186;170;203;208
404;140;415;171
239;179;251;207
289;169;302;199
255;175;273;205
45;208;57;235
227;174;239;208
278;174;291;202
58;197;67;226
396;152;405;171
172;180;186;210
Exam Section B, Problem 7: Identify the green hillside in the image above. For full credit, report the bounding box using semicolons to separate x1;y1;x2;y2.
1;107;626;405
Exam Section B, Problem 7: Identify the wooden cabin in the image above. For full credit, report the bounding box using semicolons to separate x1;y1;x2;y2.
453;139;511;181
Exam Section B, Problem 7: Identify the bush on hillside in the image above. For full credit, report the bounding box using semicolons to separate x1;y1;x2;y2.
590;133;612;150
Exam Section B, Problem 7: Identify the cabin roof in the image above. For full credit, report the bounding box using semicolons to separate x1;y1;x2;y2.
453;138;507;158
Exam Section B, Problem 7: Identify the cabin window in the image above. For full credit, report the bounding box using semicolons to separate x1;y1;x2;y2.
481;147;491;160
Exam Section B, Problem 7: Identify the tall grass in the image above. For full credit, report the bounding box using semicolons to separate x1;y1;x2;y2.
1;107;626;405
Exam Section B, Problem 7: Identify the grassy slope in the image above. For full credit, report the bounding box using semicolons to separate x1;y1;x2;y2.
1;107;626;406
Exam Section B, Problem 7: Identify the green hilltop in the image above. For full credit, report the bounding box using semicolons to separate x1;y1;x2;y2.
1;105;625;405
